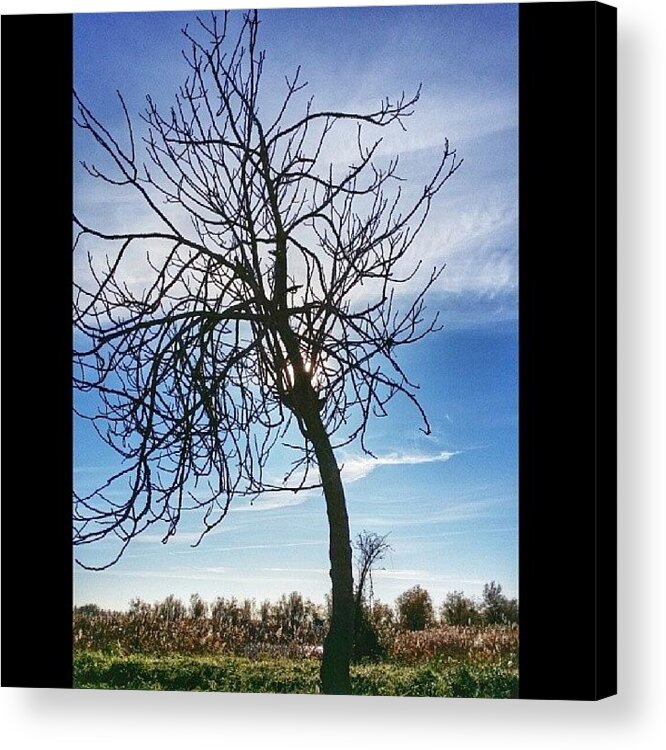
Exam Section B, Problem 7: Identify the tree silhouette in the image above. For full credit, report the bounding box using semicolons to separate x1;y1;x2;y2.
352;530;392;660
353;530;392;619
73;10;459;694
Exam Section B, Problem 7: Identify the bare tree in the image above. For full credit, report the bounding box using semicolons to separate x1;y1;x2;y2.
73;10;460;694
353;530;392;616
352;530;392;659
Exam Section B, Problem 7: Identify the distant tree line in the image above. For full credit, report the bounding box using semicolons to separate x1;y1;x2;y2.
378;581;518;631
75;581;517;628
440;581;519;627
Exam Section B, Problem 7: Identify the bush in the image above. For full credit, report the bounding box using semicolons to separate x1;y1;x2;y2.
481;582;519;625
395;585;435;631
74;603;102;617
353;605;384;661
440;591;481;626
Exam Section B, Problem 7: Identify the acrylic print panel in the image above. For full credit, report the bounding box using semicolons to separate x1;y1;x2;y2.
71;4;519;696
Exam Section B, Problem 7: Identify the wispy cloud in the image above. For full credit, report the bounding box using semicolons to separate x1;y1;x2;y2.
132;494;315;547
231;492;314;514
392;527;517;543
99;566;328;585
260;567;326;575
134;528;228;546
74;465;112;475
314;90;516;166
373;569;487;587
374;569;457;585
340;449;459;483
356;497;505;530
209;540;325;553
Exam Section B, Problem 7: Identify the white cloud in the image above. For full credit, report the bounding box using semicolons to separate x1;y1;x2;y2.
357;497;506;530
134;530;216;546
231;492;314;513
98;566;328;585
313;90;516;166
260;567;326;574
340;449;459;483
374;569;462;584
209;540;325;553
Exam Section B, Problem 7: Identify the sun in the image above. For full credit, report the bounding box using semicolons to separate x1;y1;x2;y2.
283;351;328;393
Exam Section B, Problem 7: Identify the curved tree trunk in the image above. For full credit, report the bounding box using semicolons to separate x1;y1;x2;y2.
269;221;354;693
305;411;355;695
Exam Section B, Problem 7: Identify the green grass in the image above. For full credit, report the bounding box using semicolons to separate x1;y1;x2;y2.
74;651;518;698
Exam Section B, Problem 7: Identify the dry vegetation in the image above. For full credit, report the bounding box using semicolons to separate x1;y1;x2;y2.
389;625;517;665
74;605;517;664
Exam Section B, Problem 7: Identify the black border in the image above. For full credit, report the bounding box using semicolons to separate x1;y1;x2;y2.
518;1;617;700
0;3;617;697
1;14;74;688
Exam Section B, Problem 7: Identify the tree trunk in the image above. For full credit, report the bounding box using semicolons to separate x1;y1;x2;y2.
353;563;368;649
305;412;355;695
271;265;354;693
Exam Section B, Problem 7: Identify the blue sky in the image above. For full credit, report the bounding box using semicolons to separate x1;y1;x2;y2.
73;4;518;611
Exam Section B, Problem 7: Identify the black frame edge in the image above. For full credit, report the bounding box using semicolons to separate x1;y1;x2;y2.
594;0;618;701
1;14;74;689
519;1;617;700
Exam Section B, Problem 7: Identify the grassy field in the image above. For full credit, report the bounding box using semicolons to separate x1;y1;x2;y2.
73;651;518;698
73;595;518;697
